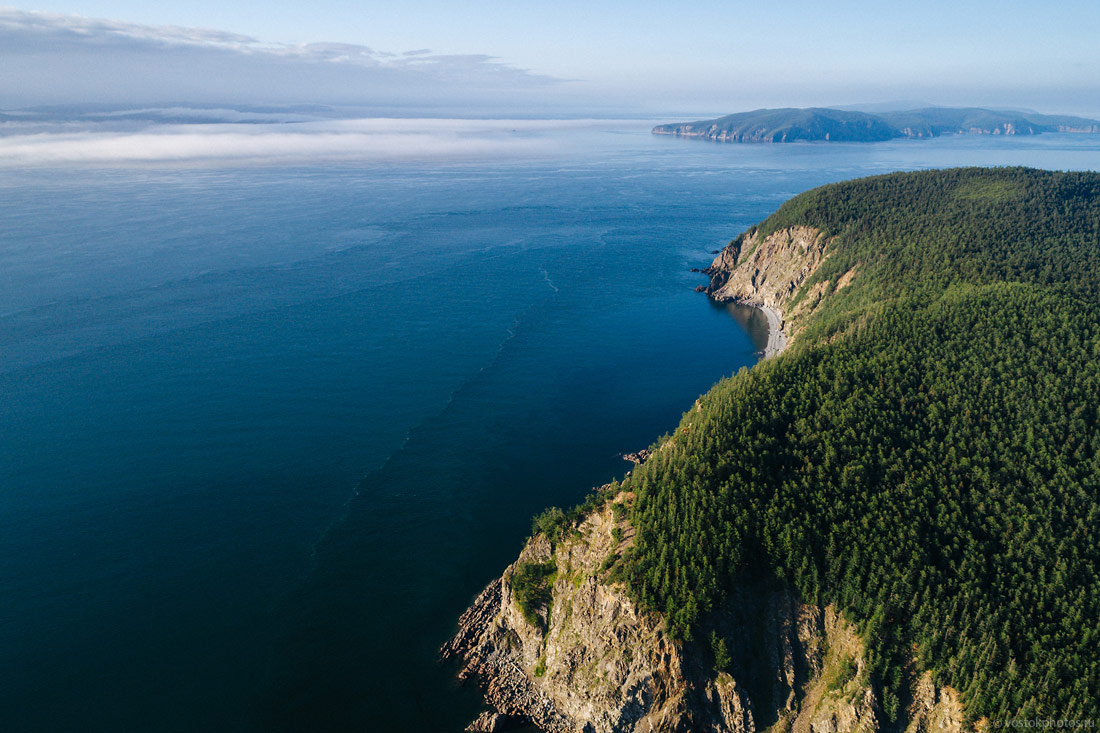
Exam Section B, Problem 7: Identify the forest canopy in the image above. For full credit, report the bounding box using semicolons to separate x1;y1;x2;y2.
620;168;1100;721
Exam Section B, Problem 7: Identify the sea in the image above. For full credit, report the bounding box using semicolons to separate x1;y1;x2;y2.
4;122;1100;732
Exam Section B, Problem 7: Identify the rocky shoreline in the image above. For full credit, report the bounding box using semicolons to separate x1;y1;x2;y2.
752;303;786;359
439;224;934;732
700;223;840;355
441;495;965;732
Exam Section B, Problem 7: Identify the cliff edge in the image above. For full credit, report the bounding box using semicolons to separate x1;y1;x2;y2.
702;224;848;355
442;494;966;733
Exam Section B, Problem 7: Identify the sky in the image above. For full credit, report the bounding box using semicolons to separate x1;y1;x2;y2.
2;1;1100;116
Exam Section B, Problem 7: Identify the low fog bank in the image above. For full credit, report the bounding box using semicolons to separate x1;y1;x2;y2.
0;114;642;166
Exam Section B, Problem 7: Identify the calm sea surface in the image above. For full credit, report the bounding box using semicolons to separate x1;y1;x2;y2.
3;125;1100;731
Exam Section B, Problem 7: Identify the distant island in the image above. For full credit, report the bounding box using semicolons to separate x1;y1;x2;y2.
652;106;1100;143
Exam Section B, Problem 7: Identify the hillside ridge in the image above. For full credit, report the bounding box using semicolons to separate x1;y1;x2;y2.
652;107;1100;143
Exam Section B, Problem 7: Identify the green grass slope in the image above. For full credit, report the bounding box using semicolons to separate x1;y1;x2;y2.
622;168;1100;722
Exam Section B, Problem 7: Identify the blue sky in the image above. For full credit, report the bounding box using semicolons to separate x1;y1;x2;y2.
2;1;1100;115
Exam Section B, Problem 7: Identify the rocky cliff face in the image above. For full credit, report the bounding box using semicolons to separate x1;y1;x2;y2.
705;226;827;310
443;496;968;733
1057;123;1100;133
703;225;843;349
443;496;690;733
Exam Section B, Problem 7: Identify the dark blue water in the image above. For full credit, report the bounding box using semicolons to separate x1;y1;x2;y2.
4;126;1100;732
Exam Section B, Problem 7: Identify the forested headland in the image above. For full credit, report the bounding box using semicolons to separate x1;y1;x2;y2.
624;167;1100;721
652;107;1100;142
447;167;1100;730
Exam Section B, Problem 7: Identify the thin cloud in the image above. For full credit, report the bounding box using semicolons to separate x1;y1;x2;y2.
0;8;258;49
0;8;559;109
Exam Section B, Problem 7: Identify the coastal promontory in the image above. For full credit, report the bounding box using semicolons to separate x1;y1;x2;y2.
652;106;1100;143
445;167;1100;731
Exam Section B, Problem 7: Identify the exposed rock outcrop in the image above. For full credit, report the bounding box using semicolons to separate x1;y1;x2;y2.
620;450;651;465
465;711;523;732
443;497;687;732
443;500;969;732
704;226;828;318
700;225;835;356
904;673;965;733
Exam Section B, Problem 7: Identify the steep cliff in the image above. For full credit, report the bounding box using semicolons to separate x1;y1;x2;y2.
702;224;843;355
443;494;967;733
443;495;693;732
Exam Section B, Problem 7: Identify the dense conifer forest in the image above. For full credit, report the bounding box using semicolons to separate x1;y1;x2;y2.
615;168;1100;721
